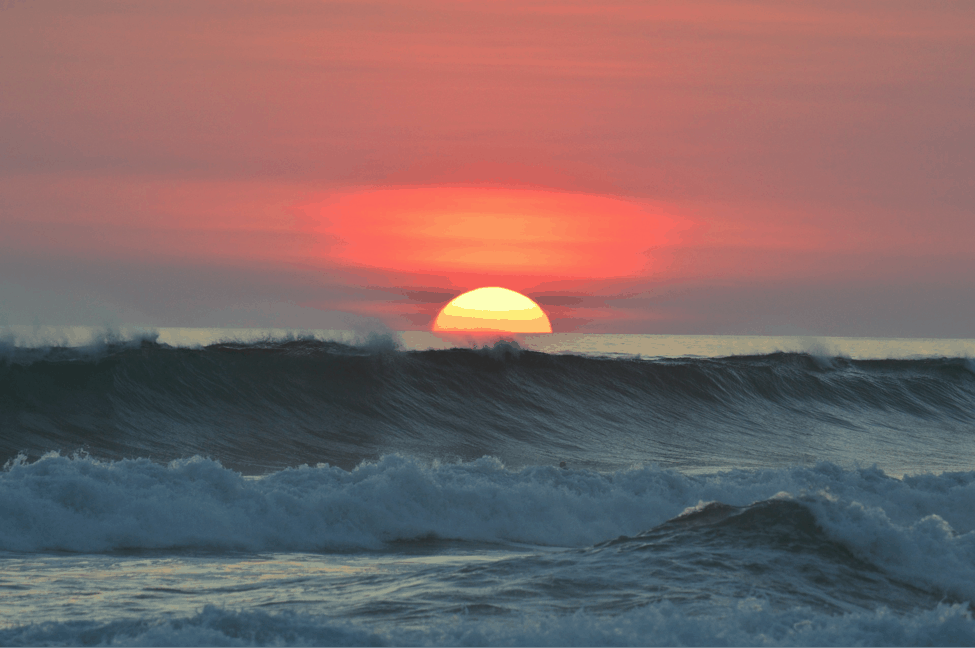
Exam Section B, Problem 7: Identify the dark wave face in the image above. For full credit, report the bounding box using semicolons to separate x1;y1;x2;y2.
2;339;974;474
473;498;950;618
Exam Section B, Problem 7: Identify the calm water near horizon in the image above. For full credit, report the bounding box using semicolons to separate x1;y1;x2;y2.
5;325;975;359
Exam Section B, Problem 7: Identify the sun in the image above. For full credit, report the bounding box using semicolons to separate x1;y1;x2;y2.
433;287;553;333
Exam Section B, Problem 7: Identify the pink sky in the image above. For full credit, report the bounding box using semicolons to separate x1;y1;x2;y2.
1;1;973;336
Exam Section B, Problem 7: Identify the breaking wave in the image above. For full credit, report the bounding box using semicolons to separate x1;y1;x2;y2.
2;453;974;603
2;339;974;473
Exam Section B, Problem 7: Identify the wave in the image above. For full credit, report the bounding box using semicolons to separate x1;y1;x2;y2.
2;601;973;647
3;454;974;602
2;339;974;473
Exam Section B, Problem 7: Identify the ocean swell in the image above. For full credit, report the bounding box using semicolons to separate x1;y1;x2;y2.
2;340;974;473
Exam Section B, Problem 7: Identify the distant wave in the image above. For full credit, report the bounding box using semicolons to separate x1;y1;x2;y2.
2;454;974;603
2;340;974;472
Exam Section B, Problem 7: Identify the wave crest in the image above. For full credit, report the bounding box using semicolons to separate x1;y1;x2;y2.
3;453;975;602
3;341;973;474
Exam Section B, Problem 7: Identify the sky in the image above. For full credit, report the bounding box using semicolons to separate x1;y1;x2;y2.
1;0;973;337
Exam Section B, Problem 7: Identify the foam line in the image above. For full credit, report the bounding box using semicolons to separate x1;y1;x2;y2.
2;454;974;601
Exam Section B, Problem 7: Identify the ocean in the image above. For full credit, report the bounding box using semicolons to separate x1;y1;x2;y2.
1;327;974;646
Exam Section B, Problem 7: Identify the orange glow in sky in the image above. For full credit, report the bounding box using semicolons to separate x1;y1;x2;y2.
293;187;697;281
1;1;972;336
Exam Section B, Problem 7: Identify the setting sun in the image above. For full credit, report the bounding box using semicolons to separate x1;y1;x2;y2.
433;287;553;333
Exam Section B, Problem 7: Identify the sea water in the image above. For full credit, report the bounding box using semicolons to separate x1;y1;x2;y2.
1;328;974;646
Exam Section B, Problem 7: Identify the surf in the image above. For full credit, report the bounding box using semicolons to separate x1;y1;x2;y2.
2;338;974;475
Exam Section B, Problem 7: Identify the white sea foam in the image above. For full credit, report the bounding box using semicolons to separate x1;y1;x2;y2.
0;601;972;647
2;454;974;599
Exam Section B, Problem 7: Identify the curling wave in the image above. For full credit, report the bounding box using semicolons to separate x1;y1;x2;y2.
1;339;974;473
